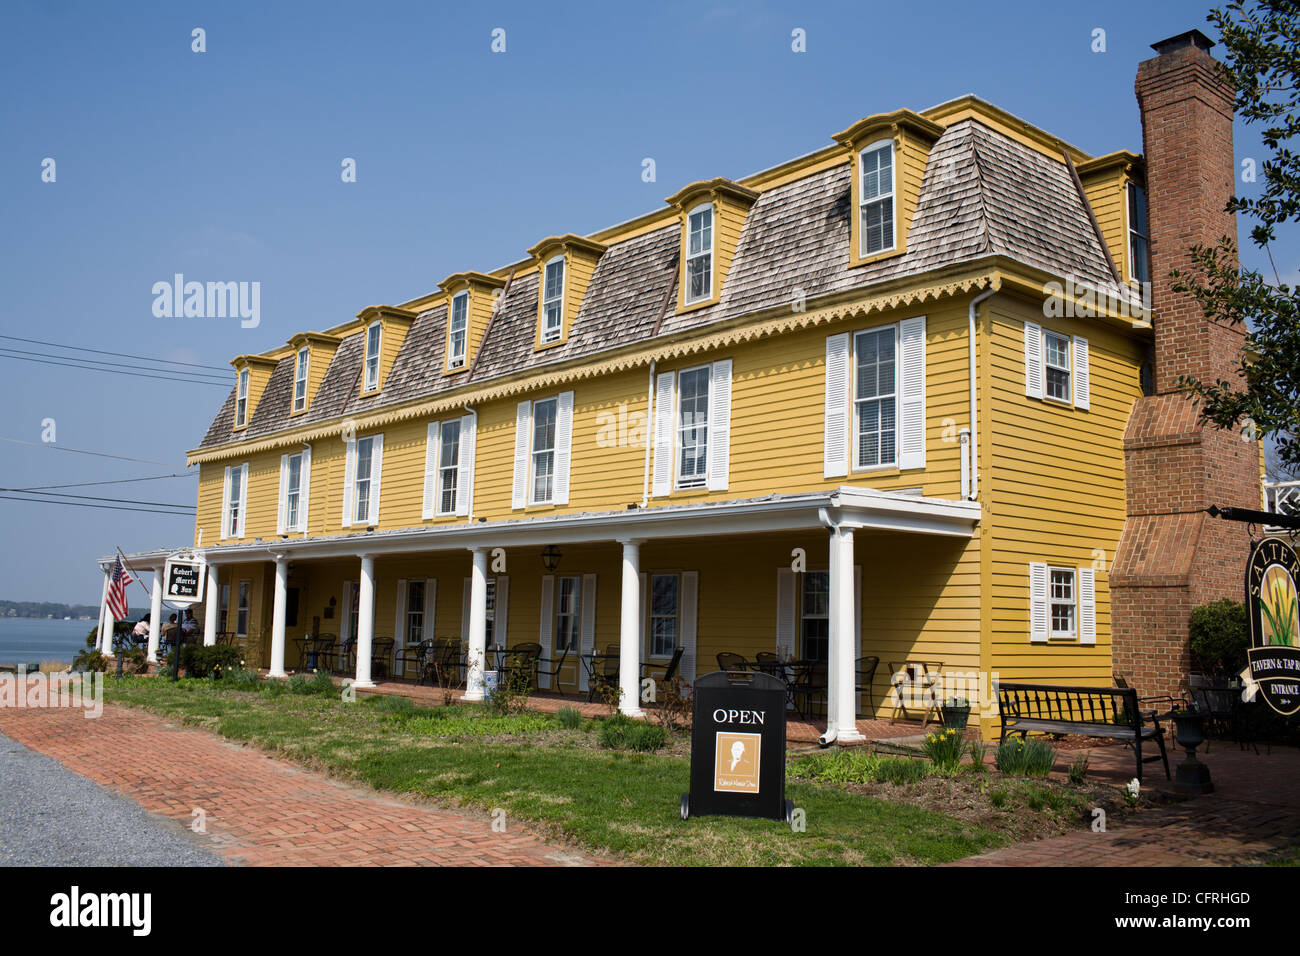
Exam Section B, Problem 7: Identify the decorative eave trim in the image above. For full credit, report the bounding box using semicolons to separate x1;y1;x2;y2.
1077;150;1144;181
231;354;280;372
665;177;760;211
356;304;417;324
438;271;507;295
287;331;343;350
832;109;945;149
526;234;608;263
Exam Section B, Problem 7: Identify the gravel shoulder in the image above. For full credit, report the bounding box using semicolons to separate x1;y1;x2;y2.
0;728;224;866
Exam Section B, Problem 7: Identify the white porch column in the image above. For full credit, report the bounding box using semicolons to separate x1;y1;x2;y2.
353;554;376;688
147;568;164;663
618;539;644;718
202;563;219;647
463;548;489;701
268;557;289;678
96;565;111;655
828;526;864;744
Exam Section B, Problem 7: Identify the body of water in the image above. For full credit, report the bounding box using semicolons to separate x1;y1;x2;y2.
0;618;98;665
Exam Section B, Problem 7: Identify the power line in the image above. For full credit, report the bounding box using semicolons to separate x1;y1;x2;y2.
0;488;196;509
0;350;231;387
12;473;196;492
0;495;195;516
0;436;189;468
0;344;230;382
0;334;230;372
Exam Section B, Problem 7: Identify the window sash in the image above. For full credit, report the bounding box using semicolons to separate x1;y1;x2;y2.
406;581;425;643
554;576;581;651
285;453;302;529
1049;568;1076;637
853;327;898;468
227;468;242;537
1044;331;1071;402
1128;183;1150;284
449;293;468;366
801;571;829;661
484;579;496;645
293;348;308;411
677;366;710;488
542;259;564;342
236;369;249;425
685;206;713;304
859;143;895;256
236;582;250;637
219;583;230;634
649;573;679;658
437;419;460;516
364;324;381;391
531;398;557;504
354;437;373;523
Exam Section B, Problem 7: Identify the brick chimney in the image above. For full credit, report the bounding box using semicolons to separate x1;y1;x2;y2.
1110;30;1261;697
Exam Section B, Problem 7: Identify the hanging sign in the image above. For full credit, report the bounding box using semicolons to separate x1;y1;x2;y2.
163;552;207;606
1245;536;1300;716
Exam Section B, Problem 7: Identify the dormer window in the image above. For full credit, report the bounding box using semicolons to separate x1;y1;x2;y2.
448;291;469;368
859;141;895;257
235;368;249;427
293;346;308;412
541;256;565;344
1128;182;1150;285
685;203;714;305
364;322;381;392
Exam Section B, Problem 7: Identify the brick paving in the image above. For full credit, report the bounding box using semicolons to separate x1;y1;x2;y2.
0;704;608;867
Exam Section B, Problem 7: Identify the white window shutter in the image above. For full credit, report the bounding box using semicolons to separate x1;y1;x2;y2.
456;413;476;517
460;577;471;644
824;333;850;478
421;422;439;519
578;574;597;691
368;434;384;524
494;577;509;647
680;571;698;685
1072;335;1090;410
298;445;312;533
538;575;554;683
652;372;675;496
1078;567;1097;645
425;578;437;642
277;454;289;535
511;401;531;509
394;580;408;669
1024;322;1044;399
1029;562;1049;643
222;466;232;538
342;438;357;528
776;568;797;659
707;360;732;491
340;580;354;644
553;390;574;505
236;463;248;538
898;316;926;470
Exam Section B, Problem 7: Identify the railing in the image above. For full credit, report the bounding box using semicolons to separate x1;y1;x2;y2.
1263;479;1300;530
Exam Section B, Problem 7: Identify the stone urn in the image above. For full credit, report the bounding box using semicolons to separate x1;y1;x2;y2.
1171;709;1214;794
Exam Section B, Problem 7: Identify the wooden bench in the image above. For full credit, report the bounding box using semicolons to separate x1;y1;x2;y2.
997;682;1171;783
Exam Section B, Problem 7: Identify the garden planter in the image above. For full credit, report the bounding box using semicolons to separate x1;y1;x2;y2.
1171;710;1214;794
940;701;971;732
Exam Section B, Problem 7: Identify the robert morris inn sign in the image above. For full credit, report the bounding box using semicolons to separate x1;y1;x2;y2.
1246;537;1300;716
163;552;207;606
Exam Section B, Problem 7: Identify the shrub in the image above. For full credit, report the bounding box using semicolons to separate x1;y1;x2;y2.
1068;752;1090;786
555;705;583;730
72;648;109;673
922;727;965;773
287;669;336;696
996;737;1057;777
221;667;261;691
651;676;693;733
789;750;926;786
1189;599;1249;677
489;666;533;715
180;644;241;679
597;714;667;752
261;677;288;696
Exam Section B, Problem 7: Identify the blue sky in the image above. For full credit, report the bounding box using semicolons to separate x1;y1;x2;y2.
0;0;1283;603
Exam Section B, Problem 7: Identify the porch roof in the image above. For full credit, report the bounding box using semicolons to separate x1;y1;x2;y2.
109;486;980;568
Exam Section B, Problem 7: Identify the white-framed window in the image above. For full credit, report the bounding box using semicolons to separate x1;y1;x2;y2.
448;291;469;368
652;360;732;495
236;580;251;637
649;573;680;659
1023;321;1089;410
1127;182;1150;285
364;322;381;392
219;582;230;635
293;346;309;412
277;447;311;534
541;256;565;343
437;419;461;516
484;579;498;646
222;462;248;539
1044;330;1071;403
343;433;384;527
858;140;895;257
531;397;557;504
511;394;574;509
554;575;581;651
405;580;425;644
684;203;714;305
235;368;249;427
801;571;830;661
676;365;710;489
853;326;898;469
1049;568;1076;638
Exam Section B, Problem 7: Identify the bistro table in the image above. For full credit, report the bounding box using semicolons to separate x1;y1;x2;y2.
292;635;331;671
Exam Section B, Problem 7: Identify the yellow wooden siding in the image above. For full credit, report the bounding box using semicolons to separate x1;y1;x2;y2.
895;133;929;252
712;200;747;301
984;296;1142;686
1083;174;1128;285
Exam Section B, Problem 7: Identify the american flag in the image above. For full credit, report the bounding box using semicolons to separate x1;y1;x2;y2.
106;555;132;621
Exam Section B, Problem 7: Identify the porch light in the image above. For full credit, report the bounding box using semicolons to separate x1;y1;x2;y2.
541;544;562;572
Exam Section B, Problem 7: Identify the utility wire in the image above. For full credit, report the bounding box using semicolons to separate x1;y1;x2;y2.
11;473;196;492
0;334;230;372
0;436;189;468
0;351;230;387
0;488;196;509
0;495;195;516
0;345;229;382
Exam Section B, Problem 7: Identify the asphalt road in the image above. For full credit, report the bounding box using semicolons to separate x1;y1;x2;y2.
0;729;223;866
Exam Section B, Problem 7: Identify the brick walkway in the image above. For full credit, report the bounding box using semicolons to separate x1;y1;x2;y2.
0;704;607;867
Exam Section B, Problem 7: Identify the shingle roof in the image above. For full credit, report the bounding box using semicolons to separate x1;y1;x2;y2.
197;117;1131;451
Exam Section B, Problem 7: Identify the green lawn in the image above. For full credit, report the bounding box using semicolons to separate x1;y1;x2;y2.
101;676;1007;866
